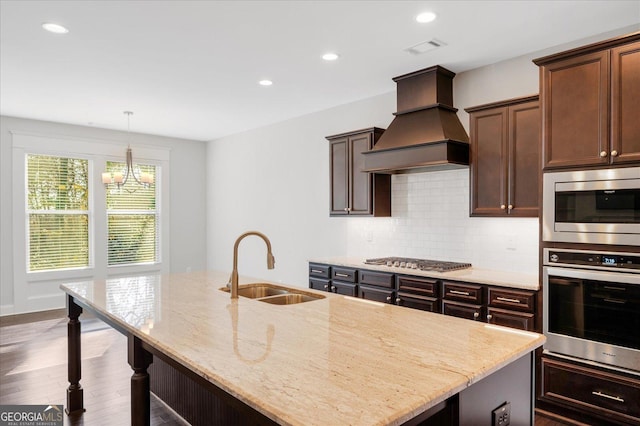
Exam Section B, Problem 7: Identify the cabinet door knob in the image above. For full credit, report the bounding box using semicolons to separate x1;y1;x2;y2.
323;284;328;289
611;150;618;157
386;296;392;302
347;207;351;212
395;298;401;303
600;150;608;158
473;312;480;319
508;204;513;210
344;208;348;212
487;314;493;321
500;204;506;210
331;286;336;292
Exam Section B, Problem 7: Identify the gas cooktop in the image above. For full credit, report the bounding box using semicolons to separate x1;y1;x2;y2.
363;257;472;272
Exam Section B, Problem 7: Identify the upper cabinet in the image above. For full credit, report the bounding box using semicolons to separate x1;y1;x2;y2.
466;95;540;217
327;128;391;217
534;34;640;170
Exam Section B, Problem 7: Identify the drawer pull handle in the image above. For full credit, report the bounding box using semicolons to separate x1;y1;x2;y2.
335;273;349;278
592;391;624;403
450;290;470;296
496;297;521;304
311;269;324;274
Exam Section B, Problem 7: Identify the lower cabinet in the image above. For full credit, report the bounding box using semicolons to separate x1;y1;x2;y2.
442;281;485;321
443;300;484;321
396;275;440;313
540;356;640;425
358;284;394;303
487;307;534;330
333;281;357;296
309;262;537;332
358;270;395;303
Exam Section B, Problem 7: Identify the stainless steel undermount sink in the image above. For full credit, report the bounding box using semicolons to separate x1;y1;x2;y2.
219;283;324;305
257;293;323;305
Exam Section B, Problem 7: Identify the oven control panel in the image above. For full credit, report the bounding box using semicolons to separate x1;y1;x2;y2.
546;248;640;271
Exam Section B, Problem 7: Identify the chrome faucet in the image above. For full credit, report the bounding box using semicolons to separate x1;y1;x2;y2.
228;231;276;299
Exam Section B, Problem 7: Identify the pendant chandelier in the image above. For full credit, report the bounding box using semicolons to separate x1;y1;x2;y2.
102;111;153;189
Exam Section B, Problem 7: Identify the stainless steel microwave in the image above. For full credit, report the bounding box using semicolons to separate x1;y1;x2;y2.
542;167;640;246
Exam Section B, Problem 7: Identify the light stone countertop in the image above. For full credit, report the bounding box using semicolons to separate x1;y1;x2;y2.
309;257;540;290
61;270;544;426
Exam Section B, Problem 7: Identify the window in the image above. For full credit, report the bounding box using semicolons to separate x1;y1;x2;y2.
106;161;158;266
26;154;90;272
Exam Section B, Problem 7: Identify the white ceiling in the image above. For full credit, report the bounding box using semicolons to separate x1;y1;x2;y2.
1;1;639;141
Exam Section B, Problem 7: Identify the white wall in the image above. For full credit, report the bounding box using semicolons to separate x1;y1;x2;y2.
206;92;396;287
206;51;540;288
206;28;638;288
0;116;207;315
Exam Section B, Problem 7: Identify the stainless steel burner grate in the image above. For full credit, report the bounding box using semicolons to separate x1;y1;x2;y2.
363;257;472;272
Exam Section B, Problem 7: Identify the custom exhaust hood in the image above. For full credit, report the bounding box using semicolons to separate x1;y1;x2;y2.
362;65;469;174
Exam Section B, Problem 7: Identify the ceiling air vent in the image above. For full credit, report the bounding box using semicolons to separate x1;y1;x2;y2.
404;38;446;55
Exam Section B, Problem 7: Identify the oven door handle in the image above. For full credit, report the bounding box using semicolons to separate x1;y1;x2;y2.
603;298;627;304
549;277;582;286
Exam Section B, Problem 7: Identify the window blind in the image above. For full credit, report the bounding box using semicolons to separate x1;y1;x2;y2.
106;162;157;266
26;154;89;272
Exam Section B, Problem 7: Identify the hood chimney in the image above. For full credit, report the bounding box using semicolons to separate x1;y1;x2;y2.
363;65;469;174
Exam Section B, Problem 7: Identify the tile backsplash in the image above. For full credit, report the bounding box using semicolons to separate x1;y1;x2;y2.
345;169;539;275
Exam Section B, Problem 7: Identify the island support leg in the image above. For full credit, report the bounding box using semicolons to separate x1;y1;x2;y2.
65;295;85;415
128;335;153;426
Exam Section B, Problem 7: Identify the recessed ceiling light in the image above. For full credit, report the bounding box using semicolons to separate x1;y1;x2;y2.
42;22;69;34
259;80;273;86
416;12;437;23
322;53;340;61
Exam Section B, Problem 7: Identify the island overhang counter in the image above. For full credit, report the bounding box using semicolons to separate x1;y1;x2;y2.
60;270;545;425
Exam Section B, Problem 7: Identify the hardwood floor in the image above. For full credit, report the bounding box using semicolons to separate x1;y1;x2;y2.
0;310;186;425
1;310;572;426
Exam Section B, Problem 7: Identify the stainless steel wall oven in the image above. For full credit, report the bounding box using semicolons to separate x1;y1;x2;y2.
543;248;640;373
542;167;640;246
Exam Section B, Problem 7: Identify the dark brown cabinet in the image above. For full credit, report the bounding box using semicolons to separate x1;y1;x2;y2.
327;128;391;216
396;275;440;313
442;281;485;321
487;287;536;331
466;95;540;217
534;34;640;169
358;270;395;303
540;356;640;425
309;263;360;297
309;263;537;331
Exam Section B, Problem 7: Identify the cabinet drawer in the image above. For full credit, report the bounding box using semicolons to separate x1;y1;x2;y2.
358;284;394;304
309;263;331;279
442;281;484;304
359;270;394;289
397;293;440;313
442;300;484;321
542;358;640;424
332;281;357;297
488;287;535;312
332;267;357;283
397;275;440;297
309;278;330;292
487;307;534;331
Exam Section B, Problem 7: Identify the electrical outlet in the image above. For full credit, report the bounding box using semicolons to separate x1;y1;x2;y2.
492;401;511;426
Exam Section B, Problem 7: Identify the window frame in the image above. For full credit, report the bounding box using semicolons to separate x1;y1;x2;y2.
11;131;170;313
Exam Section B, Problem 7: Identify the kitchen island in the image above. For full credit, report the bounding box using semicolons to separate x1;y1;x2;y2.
61;270;544;425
